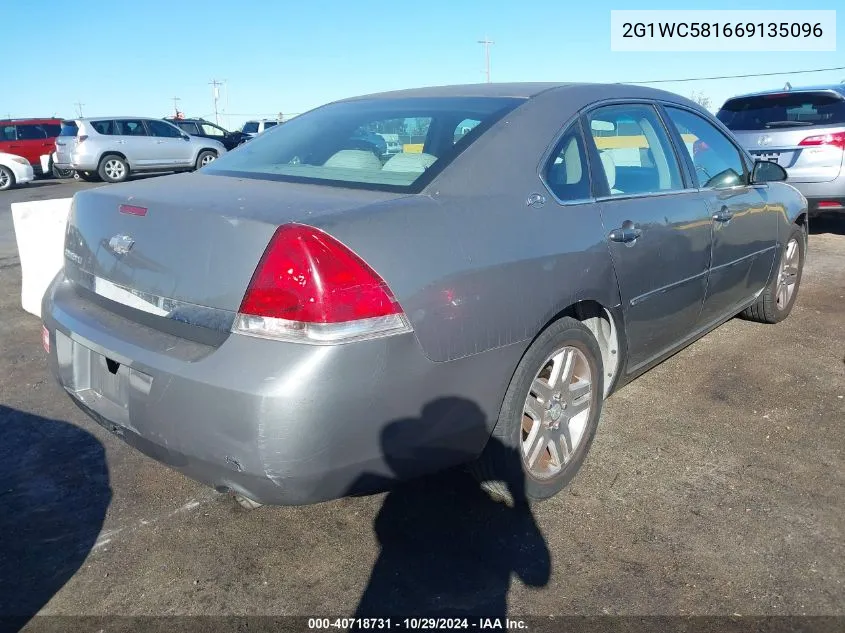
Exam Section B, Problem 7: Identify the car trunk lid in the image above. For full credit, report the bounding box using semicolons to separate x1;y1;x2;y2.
63;172;406;334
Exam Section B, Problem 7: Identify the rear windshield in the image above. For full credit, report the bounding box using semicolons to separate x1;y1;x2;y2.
60;122;79;136
206;96;523;192
242;121;259;134
717;92;845;131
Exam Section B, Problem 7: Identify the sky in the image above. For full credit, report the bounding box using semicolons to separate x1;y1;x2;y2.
3;0;843;131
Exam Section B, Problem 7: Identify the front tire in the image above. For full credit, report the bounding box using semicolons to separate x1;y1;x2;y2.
0;166;15;191
741;224;805;324
471;317;604;503
195;150;216;170
98;155;129;183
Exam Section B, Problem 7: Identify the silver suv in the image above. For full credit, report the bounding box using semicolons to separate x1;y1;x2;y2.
717;84;845;215
55;117;227;183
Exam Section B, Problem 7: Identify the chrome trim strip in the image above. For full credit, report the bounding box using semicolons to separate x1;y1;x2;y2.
73;273;236;332
709;245;778;272
629;270;708;307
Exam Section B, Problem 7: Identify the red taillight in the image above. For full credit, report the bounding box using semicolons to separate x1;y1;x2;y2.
77;135;88;144
234;224;411;343
798;132;845;150
817;200;842;209
41;325;50;354
693;139;710;155
119;204;148;216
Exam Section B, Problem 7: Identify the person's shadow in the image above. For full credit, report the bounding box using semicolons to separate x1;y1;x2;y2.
351;398;550;621
0;405;111;631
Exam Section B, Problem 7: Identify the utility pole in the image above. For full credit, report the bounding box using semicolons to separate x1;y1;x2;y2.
74;101;85;117
209;79;224;125
477;36;494;83
172;96;181;117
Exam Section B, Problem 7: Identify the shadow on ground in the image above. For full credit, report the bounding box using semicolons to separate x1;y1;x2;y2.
809;212;845;236
351;398;550;622
0;405;111;630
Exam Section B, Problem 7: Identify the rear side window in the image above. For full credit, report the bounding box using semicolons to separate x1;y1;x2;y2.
242;121;259;134
116;120;148;136
16;125;48;140
587;104;683;196
177;122;200;135
665;107;746;189
1;125;16;141
60;122;79;136
717;92;845;130
544;124;591;202
264;121;278;130
454;118;481;143
91;120;116;135
42;124;61;137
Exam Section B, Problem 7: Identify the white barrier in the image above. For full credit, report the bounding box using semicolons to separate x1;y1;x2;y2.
11;198;72;318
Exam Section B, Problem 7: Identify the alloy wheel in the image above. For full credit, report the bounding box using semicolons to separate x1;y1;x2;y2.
521;345;593;480
776;238;800;310
104;160;125;181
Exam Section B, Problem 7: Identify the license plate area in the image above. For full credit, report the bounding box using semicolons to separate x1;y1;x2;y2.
55;331;152;433
752;151;781;163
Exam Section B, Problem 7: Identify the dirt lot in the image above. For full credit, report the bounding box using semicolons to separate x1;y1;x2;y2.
0;179;843;624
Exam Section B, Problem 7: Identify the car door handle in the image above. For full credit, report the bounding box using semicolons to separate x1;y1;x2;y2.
608;225;642;243
115;140;126;144
713;208;734;222
155;140;165;144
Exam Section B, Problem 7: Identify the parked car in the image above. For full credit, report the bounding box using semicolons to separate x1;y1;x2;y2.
717;83;845;215
43;83;807;509
241;119;279;138
0;152;35;190
0;118;62;175
54;117;227;183
380;133;402;155
167;118;251;151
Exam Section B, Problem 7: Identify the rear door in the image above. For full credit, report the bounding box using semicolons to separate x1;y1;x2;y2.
146;119;193;166
12;124;49;166
115;119;157;167
718;91;845;184
663;106;776;325
585;103;714;372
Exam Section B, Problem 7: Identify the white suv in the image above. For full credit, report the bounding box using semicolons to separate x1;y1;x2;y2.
241;119;279;139
54;117;227;183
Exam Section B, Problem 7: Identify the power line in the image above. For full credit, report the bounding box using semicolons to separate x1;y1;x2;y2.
627;65;845;85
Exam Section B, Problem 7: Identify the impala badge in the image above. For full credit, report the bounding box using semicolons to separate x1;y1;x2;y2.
109;234;135;256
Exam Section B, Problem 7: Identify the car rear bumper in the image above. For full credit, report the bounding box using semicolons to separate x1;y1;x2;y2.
42;274;520;505
786;178;845;213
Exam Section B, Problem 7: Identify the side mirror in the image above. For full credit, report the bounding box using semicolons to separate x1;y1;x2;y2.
181;134;190;141
751;160;787;184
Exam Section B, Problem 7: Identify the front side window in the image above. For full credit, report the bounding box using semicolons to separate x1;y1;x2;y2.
201;123;225;137
242;122;259;134
16;124;47;140
117;120;148;136
206;97;522;191
665;107;745;189
147;120;183;138
587;104;683;196
544;124;590;202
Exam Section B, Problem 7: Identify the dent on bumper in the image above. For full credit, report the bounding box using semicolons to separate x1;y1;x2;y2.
43;279;523;505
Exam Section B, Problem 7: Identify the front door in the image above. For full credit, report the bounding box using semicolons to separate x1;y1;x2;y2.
585;103;713;371
662;106;777;326
146;120;193;167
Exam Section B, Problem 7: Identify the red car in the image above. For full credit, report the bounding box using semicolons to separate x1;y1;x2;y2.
0;118;63;176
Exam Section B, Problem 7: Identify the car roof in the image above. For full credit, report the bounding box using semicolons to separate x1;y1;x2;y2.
338;82;571;102
72;116;172;122
0;118;63;125
723;83;845;102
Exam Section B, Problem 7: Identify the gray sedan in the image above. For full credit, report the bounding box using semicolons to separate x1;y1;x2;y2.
42;83;807;507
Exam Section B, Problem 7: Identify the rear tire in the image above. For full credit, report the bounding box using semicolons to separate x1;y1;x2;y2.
98;155;129;183
741;224;805;324
471;317;604;504
195;150;216;170
0;166;14;191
